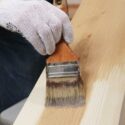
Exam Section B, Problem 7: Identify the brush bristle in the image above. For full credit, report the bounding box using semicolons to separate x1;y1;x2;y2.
45;76;85;107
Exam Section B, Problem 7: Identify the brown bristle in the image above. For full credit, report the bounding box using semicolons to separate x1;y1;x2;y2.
46;96;84;107
45;77;85;107
47;77;82;87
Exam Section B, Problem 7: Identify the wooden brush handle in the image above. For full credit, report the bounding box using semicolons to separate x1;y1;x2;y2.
46;39;79;64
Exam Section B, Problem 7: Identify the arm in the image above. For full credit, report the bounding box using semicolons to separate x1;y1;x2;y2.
0;0;73;55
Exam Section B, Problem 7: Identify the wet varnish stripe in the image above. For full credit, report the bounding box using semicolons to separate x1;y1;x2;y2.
37;107;85;125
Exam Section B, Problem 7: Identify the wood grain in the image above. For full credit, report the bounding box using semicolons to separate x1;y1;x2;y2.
38;0;125;124
14;0;125;124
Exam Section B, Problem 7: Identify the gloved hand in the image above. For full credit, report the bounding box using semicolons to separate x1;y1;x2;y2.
0;0;73;55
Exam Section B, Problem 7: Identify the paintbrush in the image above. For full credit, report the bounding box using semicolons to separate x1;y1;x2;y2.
45;40;85;106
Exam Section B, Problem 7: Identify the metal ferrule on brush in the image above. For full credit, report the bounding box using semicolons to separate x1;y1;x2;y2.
46;61;80;78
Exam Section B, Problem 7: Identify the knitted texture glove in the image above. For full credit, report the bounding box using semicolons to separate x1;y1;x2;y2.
0;0;73;55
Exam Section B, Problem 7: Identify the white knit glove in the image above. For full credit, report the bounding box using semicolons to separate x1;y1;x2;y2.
0;0;73;55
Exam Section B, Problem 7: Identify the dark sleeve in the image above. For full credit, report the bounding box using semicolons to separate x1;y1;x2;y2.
0;27;47;112
46;0;53;4
0;0;53;113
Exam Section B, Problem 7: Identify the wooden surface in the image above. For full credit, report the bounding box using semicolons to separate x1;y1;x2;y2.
14;0;125;124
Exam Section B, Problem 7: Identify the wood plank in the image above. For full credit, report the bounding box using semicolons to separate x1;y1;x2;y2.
71;0;125;124
39;0;125;124
14;0;125;124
